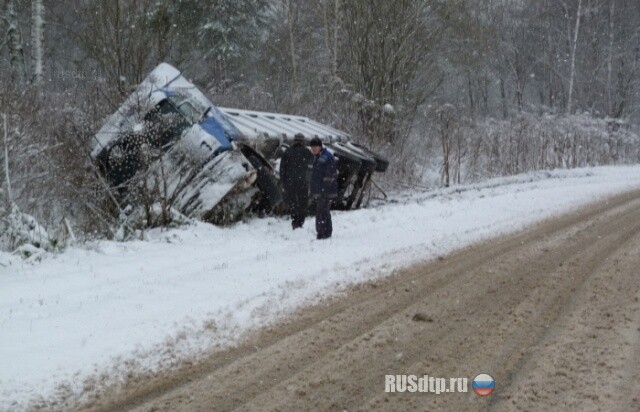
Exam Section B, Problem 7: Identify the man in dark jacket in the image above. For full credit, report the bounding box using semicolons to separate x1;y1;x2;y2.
279;133;314;229
309;137;338;239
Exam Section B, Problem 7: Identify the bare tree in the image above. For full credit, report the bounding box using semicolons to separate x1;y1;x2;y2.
607;0;615;116
5;0;27;82
285;0;297;79
31;0;44;84
77;0;163;103
2;113;11;205
566;0;583;114
341;0;439;143
435;104;457;187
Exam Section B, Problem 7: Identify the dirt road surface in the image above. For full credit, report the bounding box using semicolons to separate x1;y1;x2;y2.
82;190;640;411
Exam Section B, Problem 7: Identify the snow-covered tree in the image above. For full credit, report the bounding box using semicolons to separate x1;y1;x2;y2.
198;0;268;89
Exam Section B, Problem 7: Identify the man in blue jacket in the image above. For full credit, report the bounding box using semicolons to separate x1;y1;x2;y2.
309;137;338;239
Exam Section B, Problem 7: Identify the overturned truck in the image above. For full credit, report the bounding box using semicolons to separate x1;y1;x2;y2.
92;63;388;225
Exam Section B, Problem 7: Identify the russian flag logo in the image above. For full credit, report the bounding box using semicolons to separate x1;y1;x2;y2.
472;373;495;396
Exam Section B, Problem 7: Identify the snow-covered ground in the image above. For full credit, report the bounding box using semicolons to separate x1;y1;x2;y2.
3;165;640;409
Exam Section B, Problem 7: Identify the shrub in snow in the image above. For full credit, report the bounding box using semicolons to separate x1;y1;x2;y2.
394;111;640;188
13;243;46;261
0;200;51;254
115;203;192;241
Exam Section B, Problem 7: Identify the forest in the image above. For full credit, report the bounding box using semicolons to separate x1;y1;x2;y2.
1;0;640;249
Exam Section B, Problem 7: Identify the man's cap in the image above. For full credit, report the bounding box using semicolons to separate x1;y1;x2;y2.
293;133;305;142
309;137;323;147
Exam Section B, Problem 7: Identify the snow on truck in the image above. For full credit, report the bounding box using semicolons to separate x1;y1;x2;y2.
91;63;388;225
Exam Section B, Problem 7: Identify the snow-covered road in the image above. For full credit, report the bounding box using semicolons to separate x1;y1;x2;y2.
2;165;640;409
